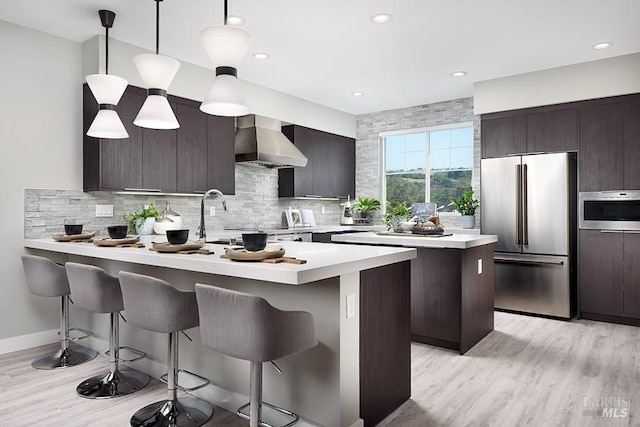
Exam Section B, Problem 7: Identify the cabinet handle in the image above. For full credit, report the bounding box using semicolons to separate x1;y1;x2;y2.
600;230;624;233
304;195;323;198
123;188;162;192
495;256;564;266
623;230;640;234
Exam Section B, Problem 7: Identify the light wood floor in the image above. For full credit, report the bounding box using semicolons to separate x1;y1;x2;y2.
380;311;640;427
2;312;639;426
0;344;246;426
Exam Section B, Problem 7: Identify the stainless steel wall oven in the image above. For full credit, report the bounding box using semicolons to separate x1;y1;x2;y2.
579;191;640;230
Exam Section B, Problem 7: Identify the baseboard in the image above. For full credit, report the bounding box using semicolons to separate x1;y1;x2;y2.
0;329;59;355
78;335;320;427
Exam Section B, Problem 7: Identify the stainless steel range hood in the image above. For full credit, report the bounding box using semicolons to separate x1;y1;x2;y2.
235;115;308;168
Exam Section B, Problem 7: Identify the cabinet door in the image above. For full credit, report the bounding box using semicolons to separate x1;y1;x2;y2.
624;101;640;190
207;115;235;195
328;135;355;198
289;126;316;197
578;103;624;191
526;108;578;153
579;230;623;316
142;127;177;192
481;115;526;158
175;102;207;193
99;88;144;190
623;232;640;319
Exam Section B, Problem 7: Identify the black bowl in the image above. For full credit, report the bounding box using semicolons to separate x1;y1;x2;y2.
64;224;83;235
107;225;128;239
242;233;268;252
166;229;189;245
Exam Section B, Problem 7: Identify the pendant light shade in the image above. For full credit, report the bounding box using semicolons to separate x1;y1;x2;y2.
133;53;180;129
199;1;252;117
86;10;129;139
134;0;180;129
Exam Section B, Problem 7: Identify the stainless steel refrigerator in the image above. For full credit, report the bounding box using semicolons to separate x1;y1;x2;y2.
481;152;577;318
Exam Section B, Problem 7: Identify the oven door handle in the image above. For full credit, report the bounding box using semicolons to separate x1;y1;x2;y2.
495;255;564;266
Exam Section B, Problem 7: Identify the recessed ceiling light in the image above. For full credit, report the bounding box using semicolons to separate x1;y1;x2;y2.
592;42;613;50
252;53;270;60
369;13;393;24
226;15;245;26
451;71;467;77
351;91;365;97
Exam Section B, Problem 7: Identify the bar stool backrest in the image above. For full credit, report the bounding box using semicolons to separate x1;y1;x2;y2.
65;262;124;314
195;283;317;363
21;255;70;298
118;271;199;333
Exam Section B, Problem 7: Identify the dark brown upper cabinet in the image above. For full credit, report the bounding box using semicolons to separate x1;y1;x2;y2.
526;108;578;153
481;115;526;158
83;84;235;194
624;101;640;190
278;125;355;198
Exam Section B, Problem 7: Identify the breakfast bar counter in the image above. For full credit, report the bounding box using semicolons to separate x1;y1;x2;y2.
24;238;416;427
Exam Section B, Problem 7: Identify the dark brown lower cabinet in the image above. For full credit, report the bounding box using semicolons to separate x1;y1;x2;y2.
579;230;640;325
410;244;495;354
360;261;411;427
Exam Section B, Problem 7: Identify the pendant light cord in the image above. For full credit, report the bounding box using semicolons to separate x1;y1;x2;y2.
155;0;160;54
105;26;109;74
224;0;228;25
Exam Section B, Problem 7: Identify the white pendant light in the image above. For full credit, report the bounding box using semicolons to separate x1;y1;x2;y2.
200;0;251;117
86;10;129;139
134;0;180;129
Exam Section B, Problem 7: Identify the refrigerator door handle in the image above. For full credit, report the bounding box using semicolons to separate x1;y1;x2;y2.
523;163;529;245
495;255;564;266
515;164;523;245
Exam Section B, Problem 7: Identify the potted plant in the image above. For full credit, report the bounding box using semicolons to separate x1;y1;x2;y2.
354;197;381;223
124;203;161;235
383;202;413;232
451;190;479;229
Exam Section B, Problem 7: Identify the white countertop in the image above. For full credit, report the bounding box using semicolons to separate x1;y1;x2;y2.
24;237;416;285
331;231;497;249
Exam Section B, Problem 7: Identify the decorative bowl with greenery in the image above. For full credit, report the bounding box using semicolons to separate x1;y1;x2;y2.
124;203;161;235
354;196;381;222
383;202;413;232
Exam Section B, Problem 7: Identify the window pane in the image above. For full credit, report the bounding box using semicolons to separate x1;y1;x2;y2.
405;152;426;171
430;170;472;211
405;133;426;152
430;149;449;170
451;127;473;147
430;130;450;150
386;173;426;207
451;147;473;169
385;136;405;172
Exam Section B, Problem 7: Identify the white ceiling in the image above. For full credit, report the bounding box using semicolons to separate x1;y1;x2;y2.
1;0;639;115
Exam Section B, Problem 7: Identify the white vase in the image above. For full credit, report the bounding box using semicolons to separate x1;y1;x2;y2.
136;217;156;235
461;215;475;229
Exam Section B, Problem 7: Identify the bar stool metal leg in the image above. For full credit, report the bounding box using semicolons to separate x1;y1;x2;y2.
76;312;149;399
32;296;97;370
130;332;213;427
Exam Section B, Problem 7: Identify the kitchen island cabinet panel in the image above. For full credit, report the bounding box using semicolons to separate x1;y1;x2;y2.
481;115;526;158
624;101;640;190
578;103;625;192
579;230;624;317
526;108;578;153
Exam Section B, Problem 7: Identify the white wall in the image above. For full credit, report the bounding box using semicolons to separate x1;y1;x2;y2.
84;36;356;137
0;20;83;340
474;53;640;114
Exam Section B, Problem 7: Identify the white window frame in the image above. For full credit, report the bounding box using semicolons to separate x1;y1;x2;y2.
379;121;474;213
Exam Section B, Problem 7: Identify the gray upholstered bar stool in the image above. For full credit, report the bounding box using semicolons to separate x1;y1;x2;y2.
195;284;318;427
21;255;97;369
119;271;213;427
65;262;149;399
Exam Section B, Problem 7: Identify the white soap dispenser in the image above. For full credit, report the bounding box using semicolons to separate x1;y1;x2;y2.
341;195;354;225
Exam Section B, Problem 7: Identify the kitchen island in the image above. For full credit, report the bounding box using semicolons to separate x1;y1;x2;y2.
23;238;415;427
332;232;498;354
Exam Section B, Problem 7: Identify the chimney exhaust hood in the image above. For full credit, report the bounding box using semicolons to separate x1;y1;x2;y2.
235;115;308;168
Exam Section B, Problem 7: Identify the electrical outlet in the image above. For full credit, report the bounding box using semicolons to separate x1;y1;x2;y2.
346;294;356;319
209;207;216;216
477;258;483;275
321;205;326;214
95;205;113;218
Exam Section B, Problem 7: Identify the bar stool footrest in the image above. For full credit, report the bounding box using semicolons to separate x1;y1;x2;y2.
105;346;147;362
237;401;299;427
66;328;93;342
160;369;210;392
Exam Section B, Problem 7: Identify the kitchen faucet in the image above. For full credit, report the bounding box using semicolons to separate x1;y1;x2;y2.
198;189;229;240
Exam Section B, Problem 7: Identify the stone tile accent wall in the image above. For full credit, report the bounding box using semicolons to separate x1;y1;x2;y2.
355;97;481;229
24;165;342;239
